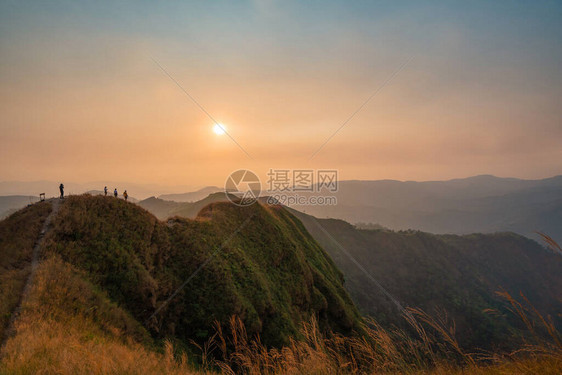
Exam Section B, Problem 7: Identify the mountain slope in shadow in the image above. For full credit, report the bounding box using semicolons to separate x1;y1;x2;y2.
289;207;562;351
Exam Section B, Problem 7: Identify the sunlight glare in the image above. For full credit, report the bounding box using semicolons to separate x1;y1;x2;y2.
213;123;226;135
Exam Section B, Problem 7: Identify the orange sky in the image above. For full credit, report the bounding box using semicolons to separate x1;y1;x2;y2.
1;1;561;188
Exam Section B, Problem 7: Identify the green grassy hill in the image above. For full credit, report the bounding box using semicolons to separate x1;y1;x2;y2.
38;195;361;349
289;208;562;351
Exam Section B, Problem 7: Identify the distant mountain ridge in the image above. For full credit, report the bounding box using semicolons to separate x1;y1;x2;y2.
4;175;561;242
0;195;40;218
290;174;562;244
138;192;237;220
158;186;222;202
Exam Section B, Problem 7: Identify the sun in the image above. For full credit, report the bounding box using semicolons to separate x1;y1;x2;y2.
213;123;226;135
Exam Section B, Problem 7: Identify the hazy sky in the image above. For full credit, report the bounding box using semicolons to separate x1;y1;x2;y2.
1;0;561;188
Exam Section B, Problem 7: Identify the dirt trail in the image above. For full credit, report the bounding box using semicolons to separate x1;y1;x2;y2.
0;198;62;351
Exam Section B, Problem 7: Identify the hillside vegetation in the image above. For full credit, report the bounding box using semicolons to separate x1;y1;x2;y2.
139;192;562;352
290;208;562;352
2;254;560;374
0;202;51;340
40;195;361;349
1;197;561;373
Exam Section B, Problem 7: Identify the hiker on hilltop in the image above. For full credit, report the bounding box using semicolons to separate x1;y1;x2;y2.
123;190;128;201
114;188;118;198
104;186;108;196
59;183;64;199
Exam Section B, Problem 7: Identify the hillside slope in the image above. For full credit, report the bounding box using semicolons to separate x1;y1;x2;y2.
0;202;51;340
39;195;361;348
2;198;561;374
0;250;198;373
289;208;562;351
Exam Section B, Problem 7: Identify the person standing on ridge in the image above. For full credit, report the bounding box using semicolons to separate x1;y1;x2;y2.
114;188;118;198
104;186;108;196
123;190;128;201
59;183;64;199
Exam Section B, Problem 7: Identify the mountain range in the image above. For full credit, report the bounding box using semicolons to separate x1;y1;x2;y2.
4;175;561;246
289;175;562;244
0;195;39;219
158;186;223;202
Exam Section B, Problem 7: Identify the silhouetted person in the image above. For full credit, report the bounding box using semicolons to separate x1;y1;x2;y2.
104;186;108;196
114;188;118;198
59;183;64;199
123;190;128;201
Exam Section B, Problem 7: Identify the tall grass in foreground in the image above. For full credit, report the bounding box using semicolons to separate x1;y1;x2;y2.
206;293;561;374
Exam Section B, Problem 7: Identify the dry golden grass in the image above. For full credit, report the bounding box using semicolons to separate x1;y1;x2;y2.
0;319;196;375
0;202;51;341
205;301;561;375
0;257;195;375
0;268;29;341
